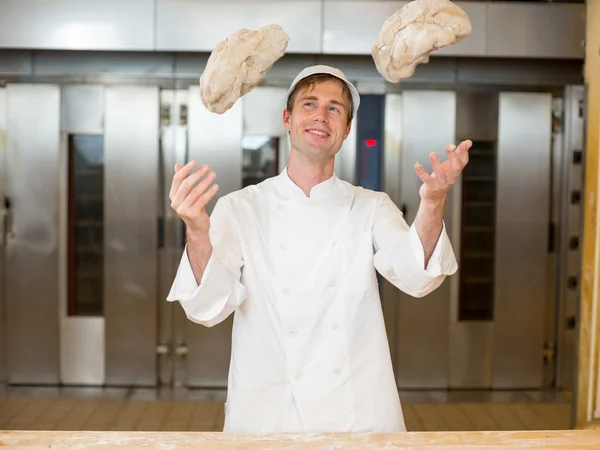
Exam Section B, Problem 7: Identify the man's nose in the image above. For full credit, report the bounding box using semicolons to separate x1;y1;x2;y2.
312;106;328;121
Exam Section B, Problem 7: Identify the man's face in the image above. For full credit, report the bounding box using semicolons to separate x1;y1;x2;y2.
283;79;352;162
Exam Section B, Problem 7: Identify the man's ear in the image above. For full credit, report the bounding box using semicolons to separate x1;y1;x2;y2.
344;121;352;140
282;108;291;132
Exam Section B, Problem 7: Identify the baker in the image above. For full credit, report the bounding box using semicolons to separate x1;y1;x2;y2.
167;65;471;433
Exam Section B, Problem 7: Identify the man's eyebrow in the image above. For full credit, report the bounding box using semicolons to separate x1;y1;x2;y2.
299;96;347;109
330;100;346;109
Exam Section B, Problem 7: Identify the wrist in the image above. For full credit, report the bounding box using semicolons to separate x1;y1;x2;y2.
186;227;212;250
420;195;447;211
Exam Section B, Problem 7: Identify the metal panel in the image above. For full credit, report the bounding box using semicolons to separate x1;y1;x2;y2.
5;84;61;384
171;90;190;388
0;52;584;88
323;1;405;55
556;85;585;390
156;0;322;54
385;58;458;87
158;89;190;387
383;94;402;207
34;52;175;78
544;96;564;389
279;136;291;173
0;88;6;382
104;86;159;386
492;92;552;388
448;91;498;389
58;84;106;386
457;59;585;87
185;85;242;387
381;93;402;370
455;92;499;143
243;87;287;137
323;1;486;57
60;85;104;134
334;115;357;185
59;318;104;385
434;2;487;58
0;51;33;76
488;3;585;59
188;85;243;214
394;90;456;388
449;322;493;388
0;0;154;50
243;86;291;179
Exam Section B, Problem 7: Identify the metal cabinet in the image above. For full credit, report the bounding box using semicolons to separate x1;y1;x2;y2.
0;80;582;393
381;89;555;389
0;87;7;382
4;84;61;384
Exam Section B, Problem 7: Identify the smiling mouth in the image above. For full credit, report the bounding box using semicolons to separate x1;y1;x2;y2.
306;129;330;138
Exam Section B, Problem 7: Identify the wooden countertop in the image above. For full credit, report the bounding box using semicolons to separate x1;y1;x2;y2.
1;430;600;449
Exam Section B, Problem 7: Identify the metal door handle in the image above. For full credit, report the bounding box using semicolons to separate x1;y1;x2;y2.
175;344;188;358
0;209;5;248
1;196;12;247
156;344;169;357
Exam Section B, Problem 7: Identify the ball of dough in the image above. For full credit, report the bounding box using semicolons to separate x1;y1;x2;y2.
371;0;472;83
199;24;290;114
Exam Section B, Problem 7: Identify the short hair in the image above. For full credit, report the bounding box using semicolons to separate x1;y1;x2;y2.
286;73;354;126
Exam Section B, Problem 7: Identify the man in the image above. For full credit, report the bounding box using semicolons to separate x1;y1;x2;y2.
167;65;471;433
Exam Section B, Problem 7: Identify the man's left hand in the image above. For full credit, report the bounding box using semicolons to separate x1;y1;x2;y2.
414;139;472;202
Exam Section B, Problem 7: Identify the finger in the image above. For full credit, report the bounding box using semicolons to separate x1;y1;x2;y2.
455;140;472;165
174;163;183;173
181;170;217;209
172;164;211;205
459;139;473;151
170;160;197;200
429;152;443;175
430;152;449;179
445;144;458;162
192;183;220;210
414;162;432;183
172;167;211;209
445;144;464;173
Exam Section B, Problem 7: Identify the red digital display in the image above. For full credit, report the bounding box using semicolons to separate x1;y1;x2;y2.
365;139;377;147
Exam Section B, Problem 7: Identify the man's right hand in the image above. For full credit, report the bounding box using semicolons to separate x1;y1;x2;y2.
170;161;219;283
169;160;219;235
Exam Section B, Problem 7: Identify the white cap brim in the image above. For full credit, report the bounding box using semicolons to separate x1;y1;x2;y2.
287;65;360;117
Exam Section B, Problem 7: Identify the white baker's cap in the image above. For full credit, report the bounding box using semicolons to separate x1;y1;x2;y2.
287;65;360;116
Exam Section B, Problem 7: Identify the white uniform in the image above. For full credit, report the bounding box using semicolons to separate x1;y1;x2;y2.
167;167;458;433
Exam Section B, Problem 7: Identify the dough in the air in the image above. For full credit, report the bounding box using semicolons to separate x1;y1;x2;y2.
199;24;290;114
371;0;472;82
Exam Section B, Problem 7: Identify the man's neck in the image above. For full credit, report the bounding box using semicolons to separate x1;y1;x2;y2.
286;150;335;197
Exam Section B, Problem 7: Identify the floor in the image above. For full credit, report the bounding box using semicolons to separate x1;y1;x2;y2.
0;386;573;432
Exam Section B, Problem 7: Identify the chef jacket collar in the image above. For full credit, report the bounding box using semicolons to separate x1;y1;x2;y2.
277;166;340;200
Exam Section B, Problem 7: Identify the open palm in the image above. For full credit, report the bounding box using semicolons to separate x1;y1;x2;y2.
415;139;472;201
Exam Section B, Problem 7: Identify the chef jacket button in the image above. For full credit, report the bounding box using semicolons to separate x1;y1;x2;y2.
295;372;303;380
278;203;284;210
333;368;341;375
280;242;287;251
288;328;297;337
329;279;336;287
283;288;290;295
331;322;339;330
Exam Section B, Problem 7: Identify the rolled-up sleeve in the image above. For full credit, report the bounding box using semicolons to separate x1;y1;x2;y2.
373;193;458;298
166;196;246;327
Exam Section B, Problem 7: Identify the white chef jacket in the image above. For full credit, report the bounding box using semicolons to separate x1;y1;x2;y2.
167;167;458;433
